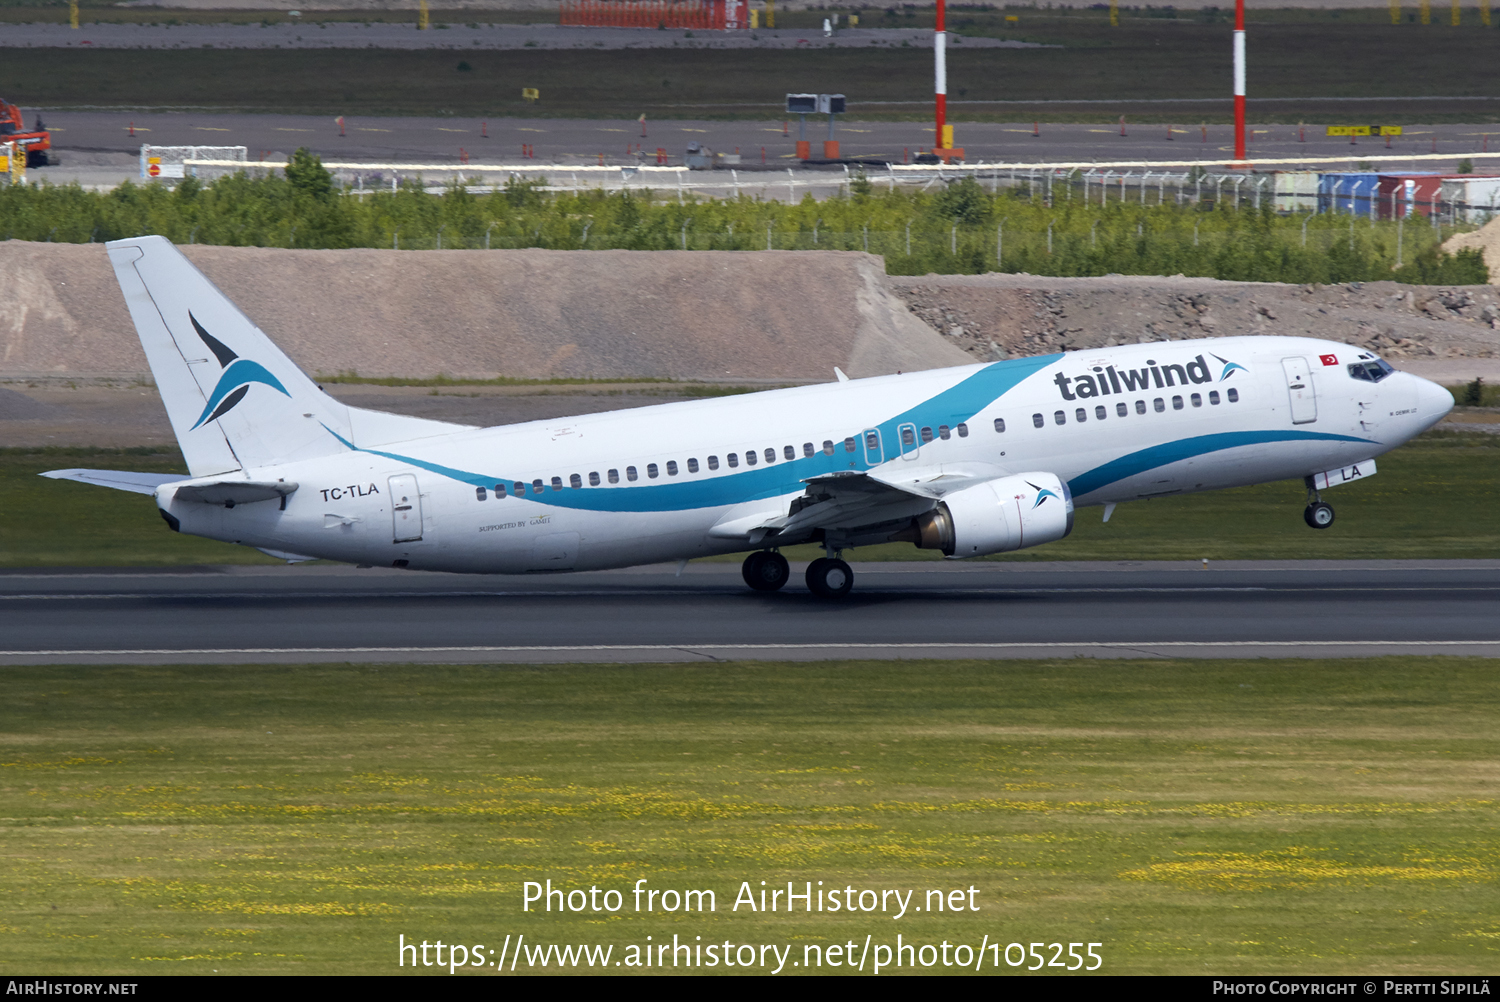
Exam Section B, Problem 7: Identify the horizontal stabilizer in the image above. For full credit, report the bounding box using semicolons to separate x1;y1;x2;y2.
171;480;299;506
40;469;183;495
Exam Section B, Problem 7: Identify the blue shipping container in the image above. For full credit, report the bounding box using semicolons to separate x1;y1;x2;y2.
1317;172;1382;217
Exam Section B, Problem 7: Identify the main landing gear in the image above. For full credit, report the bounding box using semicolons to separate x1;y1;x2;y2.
739;549;855;597
1302;478;1335;530
741;550;790;592
805;556;854;598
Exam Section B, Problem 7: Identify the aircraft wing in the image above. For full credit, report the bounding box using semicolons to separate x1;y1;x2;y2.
711;463;1015;544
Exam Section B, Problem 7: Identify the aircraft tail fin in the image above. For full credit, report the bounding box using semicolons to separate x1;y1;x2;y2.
105;236;469;477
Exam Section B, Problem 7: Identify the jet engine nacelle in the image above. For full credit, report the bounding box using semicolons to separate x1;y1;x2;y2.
909;472;1074;558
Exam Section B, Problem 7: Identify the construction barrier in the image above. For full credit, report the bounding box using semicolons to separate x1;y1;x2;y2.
559;0;748;29
140;145;247;180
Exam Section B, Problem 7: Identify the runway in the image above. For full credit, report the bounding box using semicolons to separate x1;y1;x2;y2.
3;559;1498;665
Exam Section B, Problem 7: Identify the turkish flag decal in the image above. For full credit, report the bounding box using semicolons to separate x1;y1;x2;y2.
1319;354;1339;366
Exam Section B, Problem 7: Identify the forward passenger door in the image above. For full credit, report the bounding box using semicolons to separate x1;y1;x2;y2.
1282;357;1318;425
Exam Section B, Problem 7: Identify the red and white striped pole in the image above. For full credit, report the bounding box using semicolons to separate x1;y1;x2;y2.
1233;0;1246;161
934;0;946;152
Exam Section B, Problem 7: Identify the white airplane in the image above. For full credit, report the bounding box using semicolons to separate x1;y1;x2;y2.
45;236;1454;597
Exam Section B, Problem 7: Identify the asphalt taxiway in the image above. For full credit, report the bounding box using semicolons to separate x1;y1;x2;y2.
3;559;1497;665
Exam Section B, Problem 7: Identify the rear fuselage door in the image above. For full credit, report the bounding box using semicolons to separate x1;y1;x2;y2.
389;473;423;542
1282;357;1318;424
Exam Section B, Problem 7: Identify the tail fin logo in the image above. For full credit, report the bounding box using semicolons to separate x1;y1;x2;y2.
188;313;291;429
1026;481;1059;509
1211;353;1248;381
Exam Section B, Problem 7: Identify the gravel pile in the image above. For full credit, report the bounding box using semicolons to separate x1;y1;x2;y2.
890;274;1500;379
0;242;968;383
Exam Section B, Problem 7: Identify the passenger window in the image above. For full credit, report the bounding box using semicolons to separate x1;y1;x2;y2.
1153;398;1165;413
666;461;678;476
1054;410;1066;426
764;448;776;463
1172;396;1184;410
844;437;857;453
626;466;639;482
728;453;739;468
1190;393;1202;407
939;425;951;440
588;471;601;486
822;440;835;455
1076;408;1087;423
745;451;758;466
803;442;815;457
1135;400;1146;415
900;427;916;447
495;483;507;497
1032;413;1044;429
1095;405;1107;420
515;482;526;496
993;418;1005;433
1227;387;1240;403
551;476;563;491
1116;402;1127;417
708;456;720;470
533;478;545;493
647;463;659;479
687;458;699;473
865;431;879;450
956;423;969;438
783;445;795;461
1209;390;1220;405
476;487;488;501
921;426;934;443
608;469;619;484
570;473;582;489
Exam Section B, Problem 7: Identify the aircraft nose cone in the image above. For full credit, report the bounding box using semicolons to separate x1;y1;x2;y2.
1414;375;1455;427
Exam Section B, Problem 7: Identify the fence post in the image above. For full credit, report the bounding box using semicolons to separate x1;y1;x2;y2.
996;220;1002;268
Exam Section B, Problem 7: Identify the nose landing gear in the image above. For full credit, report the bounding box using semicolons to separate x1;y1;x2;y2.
1304;502;1336;529
1302;478;1336;529
741;549;790;592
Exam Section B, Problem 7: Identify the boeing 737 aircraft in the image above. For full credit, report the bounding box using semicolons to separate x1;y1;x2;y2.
45;236;1455;597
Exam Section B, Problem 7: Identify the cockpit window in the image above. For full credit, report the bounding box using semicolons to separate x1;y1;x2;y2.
1348;359;1396;382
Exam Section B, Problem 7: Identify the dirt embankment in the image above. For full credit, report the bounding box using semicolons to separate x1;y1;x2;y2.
0;243;969;383
889;274;1500;383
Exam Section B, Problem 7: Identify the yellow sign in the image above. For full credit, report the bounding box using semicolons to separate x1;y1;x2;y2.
1326;126;1402;137
522;88;539;102
941;125;954;149
1005;14;1019;20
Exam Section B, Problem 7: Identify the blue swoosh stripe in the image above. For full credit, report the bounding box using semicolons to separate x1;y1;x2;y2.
1067;430;1376;498
192;360;291;429
326;356;1063;514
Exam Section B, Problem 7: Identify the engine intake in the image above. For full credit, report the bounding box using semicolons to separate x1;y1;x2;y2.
900;472;1073;558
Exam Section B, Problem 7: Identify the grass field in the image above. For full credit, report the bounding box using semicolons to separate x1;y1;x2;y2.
4;427;1496;568
2;658;1497;975
1;14;1496;121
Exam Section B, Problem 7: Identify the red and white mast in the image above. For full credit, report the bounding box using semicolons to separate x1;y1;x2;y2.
935;0;946;151
1233;0;1246;161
